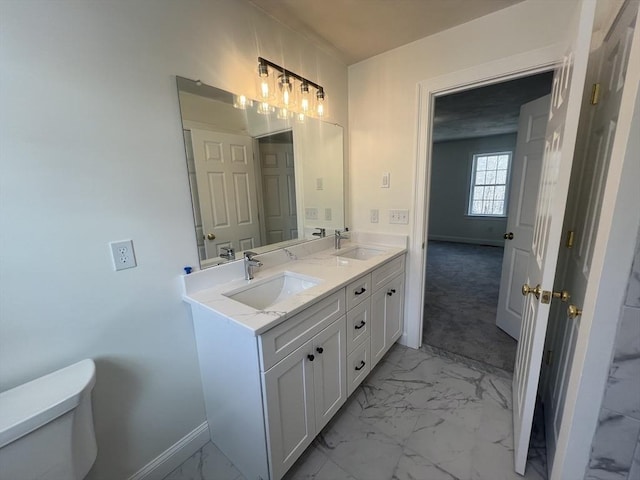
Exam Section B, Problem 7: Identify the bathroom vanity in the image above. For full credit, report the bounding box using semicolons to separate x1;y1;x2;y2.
182;235;406;480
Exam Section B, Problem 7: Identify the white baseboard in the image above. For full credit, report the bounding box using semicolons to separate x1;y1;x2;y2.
427;235;504;247
128;422;210;480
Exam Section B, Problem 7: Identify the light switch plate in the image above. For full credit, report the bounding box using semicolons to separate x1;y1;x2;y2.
381;172;390;188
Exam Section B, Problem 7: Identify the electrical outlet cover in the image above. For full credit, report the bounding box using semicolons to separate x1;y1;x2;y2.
110;240;137;271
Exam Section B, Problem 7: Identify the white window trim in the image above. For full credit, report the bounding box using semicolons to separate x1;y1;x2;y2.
467;151;512;218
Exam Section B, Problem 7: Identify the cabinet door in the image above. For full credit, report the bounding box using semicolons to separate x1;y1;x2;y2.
262;340;315;480
370;287;387;366
384;275;405;345
313;318;347;432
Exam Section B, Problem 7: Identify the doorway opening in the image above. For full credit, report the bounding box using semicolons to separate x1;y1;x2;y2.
421;72;553;371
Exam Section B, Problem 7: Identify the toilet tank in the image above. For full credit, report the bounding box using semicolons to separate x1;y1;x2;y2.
0;359;97;480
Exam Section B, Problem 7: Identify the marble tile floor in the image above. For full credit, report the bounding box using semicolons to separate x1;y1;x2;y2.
163;343;547;480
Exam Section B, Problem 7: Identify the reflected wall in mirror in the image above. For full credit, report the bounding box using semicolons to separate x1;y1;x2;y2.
176;77;344;268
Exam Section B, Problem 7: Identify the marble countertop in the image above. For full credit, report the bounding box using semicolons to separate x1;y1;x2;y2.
182;236;407;335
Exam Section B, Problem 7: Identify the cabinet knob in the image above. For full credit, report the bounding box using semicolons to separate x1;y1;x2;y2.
354;320;366;330
307;354;315;361
354;287;366;295
355;360;366;371
316;347;324;354
387;288;396;296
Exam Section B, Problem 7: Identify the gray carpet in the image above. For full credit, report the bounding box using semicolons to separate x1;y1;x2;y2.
423;240;517;371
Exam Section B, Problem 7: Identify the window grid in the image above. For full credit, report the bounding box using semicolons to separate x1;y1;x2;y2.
468;152;511;216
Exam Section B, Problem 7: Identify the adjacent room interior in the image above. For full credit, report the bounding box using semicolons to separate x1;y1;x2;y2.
423;72;554;371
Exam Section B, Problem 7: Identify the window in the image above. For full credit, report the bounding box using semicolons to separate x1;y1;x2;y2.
468;152;511;216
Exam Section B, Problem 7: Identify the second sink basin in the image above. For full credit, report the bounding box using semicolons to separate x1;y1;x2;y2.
224;272;321;310
336;246;386;261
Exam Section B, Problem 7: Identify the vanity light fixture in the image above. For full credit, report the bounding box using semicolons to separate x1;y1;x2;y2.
253;57;327;119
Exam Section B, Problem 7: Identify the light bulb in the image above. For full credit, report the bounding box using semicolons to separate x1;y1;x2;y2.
299;82;313;114
256;61;274;101
233;94;251;110
277;107;292;120
278;74;296;109
316;89;327;117
257;101;273;115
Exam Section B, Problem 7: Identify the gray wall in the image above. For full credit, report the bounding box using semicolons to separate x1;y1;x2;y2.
428;133;517;246
585;229;640;479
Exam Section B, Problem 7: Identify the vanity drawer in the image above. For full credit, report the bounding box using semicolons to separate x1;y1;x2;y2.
372;255;405;291
347;340;370;396
346;273;371;310
259;290;346;371
346;298;370;354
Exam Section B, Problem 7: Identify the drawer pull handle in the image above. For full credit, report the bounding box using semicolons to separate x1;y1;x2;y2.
307;354;315;361
354;287;366;295
316;347;324;354
387;288;396;296
355;361;366;371
354;321;366;330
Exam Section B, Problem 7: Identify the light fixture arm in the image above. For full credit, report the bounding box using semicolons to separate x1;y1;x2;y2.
258;57;324;94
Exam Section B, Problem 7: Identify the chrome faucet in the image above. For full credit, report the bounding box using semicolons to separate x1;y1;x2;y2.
219;246;235;261
312;228;326;238
334;228;349;250
244;251;263;280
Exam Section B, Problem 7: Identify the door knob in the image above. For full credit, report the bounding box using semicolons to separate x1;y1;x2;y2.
522;283;542;299
504;232;514;240
206;233;216;240
567;304;582;319
552;290;571;302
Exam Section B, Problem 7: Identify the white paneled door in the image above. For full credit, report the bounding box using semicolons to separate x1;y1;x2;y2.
191;129;261;258
497;94;550;340
543;1;639;470
512;0;596;474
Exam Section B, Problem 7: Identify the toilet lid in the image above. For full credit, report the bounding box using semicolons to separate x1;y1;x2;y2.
0;359;96;448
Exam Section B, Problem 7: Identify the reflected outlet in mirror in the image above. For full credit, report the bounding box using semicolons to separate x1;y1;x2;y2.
223;272;321;310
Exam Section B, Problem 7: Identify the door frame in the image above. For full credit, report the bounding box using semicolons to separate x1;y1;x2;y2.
404;43;564;349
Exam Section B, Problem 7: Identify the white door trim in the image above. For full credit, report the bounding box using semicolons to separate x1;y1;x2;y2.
404;43;563;349
550;16;640;477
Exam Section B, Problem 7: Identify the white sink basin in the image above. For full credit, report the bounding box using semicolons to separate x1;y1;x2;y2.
224;272;320;310
335;246;385;261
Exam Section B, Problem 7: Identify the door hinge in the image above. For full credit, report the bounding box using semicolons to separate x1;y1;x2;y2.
544;349;554;365
566;230;575;248
590;83;601;105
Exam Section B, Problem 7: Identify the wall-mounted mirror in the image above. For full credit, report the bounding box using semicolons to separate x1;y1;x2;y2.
176;76;344;268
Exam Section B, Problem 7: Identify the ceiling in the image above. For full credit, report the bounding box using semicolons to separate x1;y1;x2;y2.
248;0;524;65
433;71;554;142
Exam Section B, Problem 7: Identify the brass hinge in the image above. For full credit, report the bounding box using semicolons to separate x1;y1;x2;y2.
590;83;601;105
566;230;575;248
544;350;554;365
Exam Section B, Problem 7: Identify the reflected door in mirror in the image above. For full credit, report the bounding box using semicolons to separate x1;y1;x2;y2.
258;140;298;244
191;129;260;258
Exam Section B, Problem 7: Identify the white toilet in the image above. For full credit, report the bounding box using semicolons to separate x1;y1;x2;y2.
0;359;97;480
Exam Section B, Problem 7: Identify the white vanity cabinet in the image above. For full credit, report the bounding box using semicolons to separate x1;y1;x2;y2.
186;250;406;480
262;316;346;480
370;256;406;365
